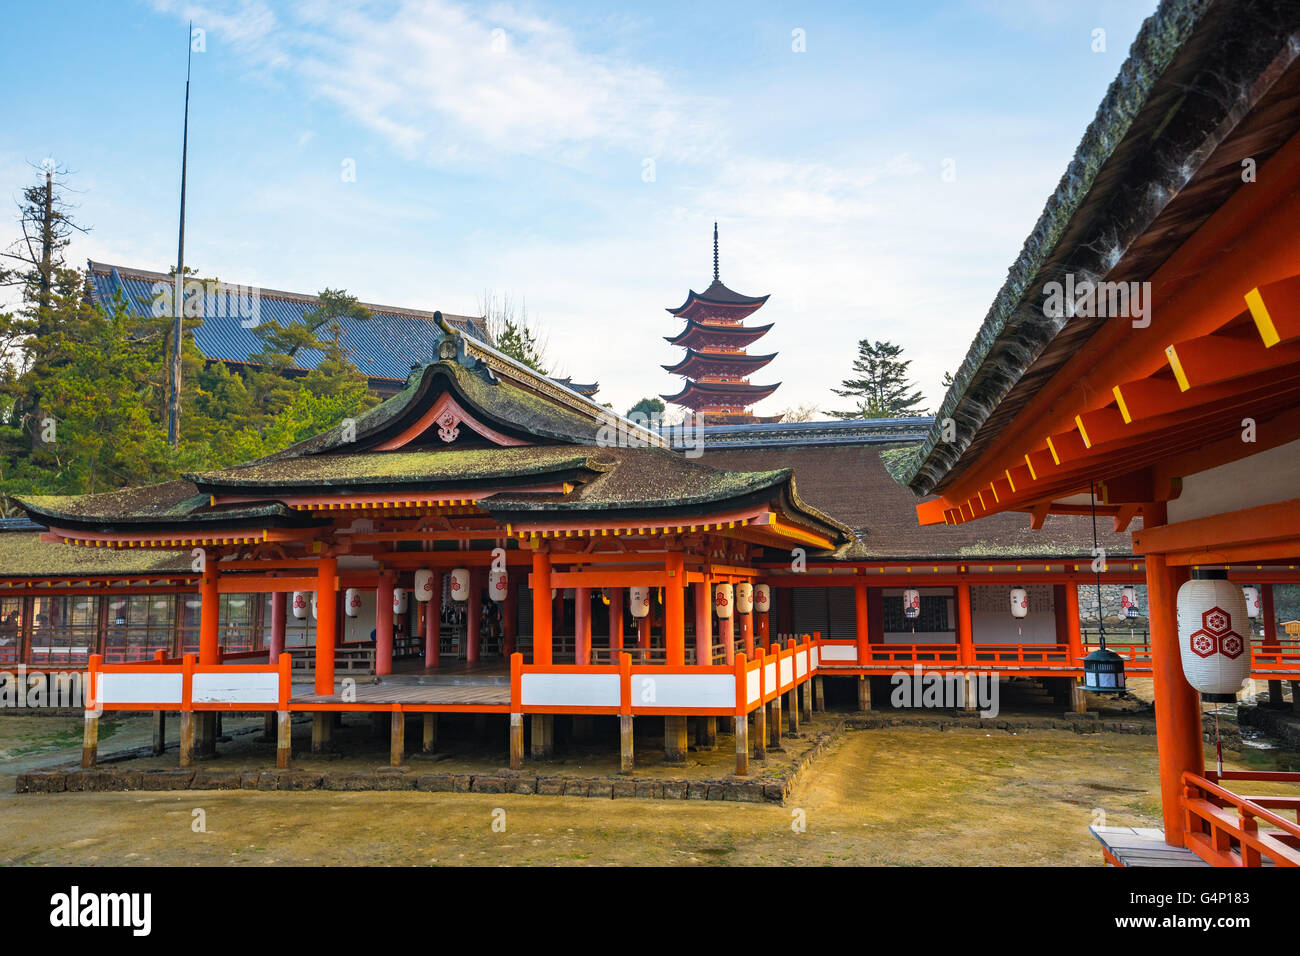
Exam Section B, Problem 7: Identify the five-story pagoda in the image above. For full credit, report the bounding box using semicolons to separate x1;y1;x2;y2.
662;224;780;424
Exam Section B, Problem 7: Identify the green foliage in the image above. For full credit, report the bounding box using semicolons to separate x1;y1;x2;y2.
626;397;665;420
830;339;925;419
0;261;381;508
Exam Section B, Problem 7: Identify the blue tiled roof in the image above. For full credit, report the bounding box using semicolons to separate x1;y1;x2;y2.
87;261;492;384
660;416;935;450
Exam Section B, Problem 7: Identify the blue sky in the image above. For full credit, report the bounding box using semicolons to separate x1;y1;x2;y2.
0;0;1158;417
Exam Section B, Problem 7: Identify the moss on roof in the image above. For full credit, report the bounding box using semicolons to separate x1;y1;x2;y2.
0;532;192;577
189;447;599;489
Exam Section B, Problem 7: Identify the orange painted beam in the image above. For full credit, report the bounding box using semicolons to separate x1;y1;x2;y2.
1246;275;1300;347
1133;498;1300;557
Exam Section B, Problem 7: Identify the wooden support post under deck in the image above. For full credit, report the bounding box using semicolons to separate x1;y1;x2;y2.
179;711;194;768
532;550;553;666
619;715;635;773
153;710;166;755
753;705;767;760
510;714;524;770
314;555;339;696
312;712;333;753
857;676;872;712
734;713;749;775
422;713;437;753
276;711;292;769
786;686;799;734
530;714;553;759
81;713;98;768
802;671;813;721
664;715;688;763
814;675;825;712
695;716;717;750
196;712;217;756
1069;679;1087;714
769;694;783;750
390;711;406;766
376;573;394;676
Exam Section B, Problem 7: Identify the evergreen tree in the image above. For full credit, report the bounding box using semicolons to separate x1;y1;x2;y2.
829;339;924;419
626;397;665;421
481;291;549;374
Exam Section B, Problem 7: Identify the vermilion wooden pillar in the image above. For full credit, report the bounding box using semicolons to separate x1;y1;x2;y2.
1263;584;1283;702
956;582;974;667
198;552;219;665
1063;582;1083;665
575;587;592;665
739;607;753;655
503;572;517;657
425;571;441;668
637;616;651;653
609;588;624;656
1145;504;1204;848
314;555;338;696
720;616;734;665
269;591;286;663
665;553;686;666
693;581;711;665
853;580;868;664
376;574;394;676
467;568;483;663
532;550;553;665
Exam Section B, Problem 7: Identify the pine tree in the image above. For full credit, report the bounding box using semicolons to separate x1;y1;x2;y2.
829;339;924;419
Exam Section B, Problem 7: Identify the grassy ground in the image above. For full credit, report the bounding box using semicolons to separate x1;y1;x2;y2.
0;712;1274;866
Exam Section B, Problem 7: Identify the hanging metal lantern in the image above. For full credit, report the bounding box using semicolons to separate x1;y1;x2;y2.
1009;587;1028;619
392;587;408;615
414;568;436;602
1177;570;1250;703
344;588;362;618
488;569;508;602
629;586;651;619
754;583;771;614
714;583;734;619
291;591;309;620
1242;586;1261;620
449;568;470;601
735;582;754;614
903;588;921;620
1120;585;1140;619
1083;647;1127;693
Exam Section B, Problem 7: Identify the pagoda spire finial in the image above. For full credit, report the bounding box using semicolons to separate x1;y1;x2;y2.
712;221;719;282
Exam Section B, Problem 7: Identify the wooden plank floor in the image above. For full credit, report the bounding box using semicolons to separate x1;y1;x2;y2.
291;672;510;706
1090;826;1210;867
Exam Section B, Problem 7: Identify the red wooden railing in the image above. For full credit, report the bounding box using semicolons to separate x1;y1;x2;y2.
1181;770;1300;867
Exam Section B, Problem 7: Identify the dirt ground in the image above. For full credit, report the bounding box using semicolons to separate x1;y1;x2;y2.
0;707;1280;866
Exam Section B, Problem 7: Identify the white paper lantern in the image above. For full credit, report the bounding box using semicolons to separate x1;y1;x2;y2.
449;568;470;602
291;591;309;620
344;588;362;618
903;588;921;620
1120;585;1140;619
1009;587;1028;619
1242;586;1261;619
1177;572;1251;703
310;593;318;620
414;569;436;602
629;586;651;619
714;583;734;620
735;582;754;614
392;587;408;615
488;569;509;602
754;583;771;614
